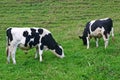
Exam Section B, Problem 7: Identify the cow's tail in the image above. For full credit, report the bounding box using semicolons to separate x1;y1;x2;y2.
111;27;114;41
6;28;12;61
6;38;10;64
6;32;9;58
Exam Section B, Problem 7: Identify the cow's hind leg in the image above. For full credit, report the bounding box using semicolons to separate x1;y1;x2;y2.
86;37;90;49
11;46;17;64
6;45;17;64
103;32;109;49
95;38;99;47
111;27;114;40
38;44;43;62
35;47;39;59
6;46;10;64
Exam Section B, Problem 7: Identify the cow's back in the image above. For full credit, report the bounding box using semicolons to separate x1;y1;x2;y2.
91;18;113;33
101;18;113;33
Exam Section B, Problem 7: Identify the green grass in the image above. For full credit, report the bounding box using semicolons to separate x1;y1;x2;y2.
0;0;120;80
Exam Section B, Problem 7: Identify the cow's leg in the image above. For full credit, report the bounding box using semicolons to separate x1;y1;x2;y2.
111;27;114;40
103;32;109;49
86;37;90;49
11;46;17;64
95;38;99;47
38;44;43;62
105;39;108;49
35;47;39;59
106;33;110;47
7;44;17;64
6;46;11;64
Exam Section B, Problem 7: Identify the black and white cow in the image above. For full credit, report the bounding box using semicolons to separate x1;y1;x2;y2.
6;28;64;64
79;18;114;49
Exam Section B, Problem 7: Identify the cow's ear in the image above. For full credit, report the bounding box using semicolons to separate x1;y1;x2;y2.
79;36;83;39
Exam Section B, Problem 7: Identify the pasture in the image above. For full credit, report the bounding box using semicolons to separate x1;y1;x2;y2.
0;0;120;80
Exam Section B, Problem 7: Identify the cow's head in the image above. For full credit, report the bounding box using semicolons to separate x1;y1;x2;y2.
79;36;87;45
51;45;64;58
41;33;65;58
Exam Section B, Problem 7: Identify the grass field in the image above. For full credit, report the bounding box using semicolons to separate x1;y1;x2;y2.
0;0;120;80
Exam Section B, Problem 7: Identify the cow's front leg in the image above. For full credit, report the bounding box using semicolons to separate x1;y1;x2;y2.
86;37;90;49
38;44;43;62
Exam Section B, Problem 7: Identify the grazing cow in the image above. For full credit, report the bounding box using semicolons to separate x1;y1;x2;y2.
79;18;114;49
6;27;64;64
